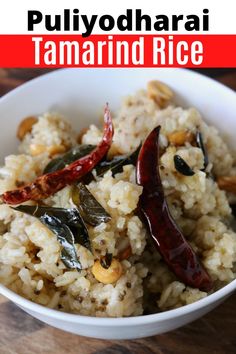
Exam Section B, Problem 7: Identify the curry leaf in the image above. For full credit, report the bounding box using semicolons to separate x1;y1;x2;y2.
69;222;91;252
40;215;82;271
12;205;91;252
95;145;141;177
196;131;209;171
72;184;111;226
43;144;96;174
13;205;81;227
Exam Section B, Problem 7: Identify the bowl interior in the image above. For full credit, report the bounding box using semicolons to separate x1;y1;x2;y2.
0;68;236;327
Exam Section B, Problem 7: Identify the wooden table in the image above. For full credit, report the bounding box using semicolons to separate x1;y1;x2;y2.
0;69;235;354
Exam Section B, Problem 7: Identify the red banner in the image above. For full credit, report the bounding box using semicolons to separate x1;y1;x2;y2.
1;34;236;67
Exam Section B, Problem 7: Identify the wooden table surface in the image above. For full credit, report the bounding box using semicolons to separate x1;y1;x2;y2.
0;68;236;354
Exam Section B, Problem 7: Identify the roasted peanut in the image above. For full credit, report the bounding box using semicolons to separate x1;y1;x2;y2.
47;145;67;156
30;144;67;157
217;176;236;194
17;116;38;140
147;80;173;107
92;258;123;284
167;130;194;146
29;144;47;156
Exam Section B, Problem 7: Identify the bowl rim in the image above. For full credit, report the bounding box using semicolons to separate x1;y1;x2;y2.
0;279;235;325
0;67;235;326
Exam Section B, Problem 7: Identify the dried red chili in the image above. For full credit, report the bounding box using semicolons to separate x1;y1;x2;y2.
136;126;213;292
0;105;113;205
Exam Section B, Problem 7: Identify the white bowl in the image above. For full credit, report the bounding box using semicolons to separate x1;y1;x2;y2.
0;68;235;340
